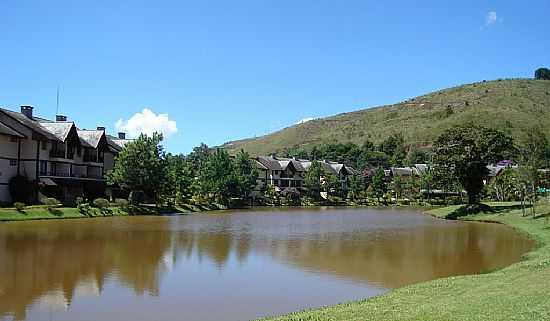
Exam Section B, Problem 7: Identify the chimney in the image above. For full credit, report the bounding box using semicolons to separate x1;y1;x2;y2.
97;126;105;131
21;106;34;118
118;132;126;139
56;115;67;122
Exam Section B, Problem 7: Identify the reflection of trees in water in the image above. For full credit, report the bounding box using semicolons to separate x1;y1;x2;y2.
0;214;533;321
259;223;533;288
0;219;172;321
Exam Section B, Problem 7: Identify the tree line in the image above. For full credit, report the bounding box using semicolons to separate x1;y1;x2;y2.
107;124;550;210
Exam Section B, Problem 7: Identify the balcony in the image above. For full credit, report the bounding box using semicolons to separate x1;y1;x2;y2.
49;150;74;160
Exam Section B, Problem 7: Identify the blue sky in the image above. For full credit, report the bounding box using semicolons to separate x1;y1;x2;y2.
1;1;548;153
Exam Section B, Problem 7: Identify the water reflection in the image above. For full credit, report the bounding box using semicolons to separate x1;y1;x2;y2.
0;208;534;321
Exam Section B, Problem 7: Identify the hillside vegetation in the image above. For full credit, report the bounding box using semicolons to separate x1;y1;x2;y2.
223;79;550;156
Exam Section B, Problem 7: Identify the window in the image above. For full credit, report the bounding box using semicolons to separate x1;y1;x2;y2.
39;161;47;175
9;160;17;166
41;141;48;150
10;136;18;143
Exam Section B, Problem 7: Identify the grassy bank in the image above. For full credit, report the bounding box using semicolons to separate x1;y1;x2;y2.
260;202;550;321
0;206;129;221
0;202;229;222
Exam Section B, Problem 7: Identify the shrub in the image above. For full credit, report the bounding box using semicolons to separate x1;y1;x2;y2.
42;197;60;208
42;198;61;214
114;198;129;207
92;198;113;216
75;196;85;206
77;203;95;217
13;202;25;212
92;198;110;209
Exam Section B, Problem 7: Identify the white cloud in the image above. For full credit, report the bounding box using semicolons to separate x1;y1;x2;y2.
485;11;498;26
296;117;315;125
116;108;177;138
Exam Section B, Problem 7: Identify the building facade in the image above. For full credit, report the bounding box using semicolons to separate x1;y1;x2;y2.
254;156;354;194
0;106;130;204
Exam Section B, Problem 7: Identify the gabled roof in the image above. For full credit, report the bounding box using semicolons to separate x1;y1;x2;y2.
106;134;133;151
256;156;283;170
38;121;75;142
487;165;506;177
0;121;24;137
254;160;269;170
0;108;59;140
391;167;415;177
414;164;429;176
78;130;105;148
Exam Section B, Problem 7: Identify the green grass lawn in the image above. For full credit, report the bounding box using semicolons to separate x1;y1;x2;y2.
260;202;550;321
0;202;226;221
0;206;129;221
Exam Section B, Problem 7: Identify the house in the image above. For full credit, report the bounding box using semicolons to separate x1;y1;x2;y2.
254;155;354;194
390;164;429;178
0;106;128;204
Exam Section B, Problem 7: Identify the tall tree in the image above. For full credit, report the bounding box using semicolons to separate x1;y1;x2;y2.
347;174;366;201
371;168;387;203
234;150;259;200
108;133;167;202
323;171;341;197
164;153;193;205
199;149;239;204
518;127;549;216
379;133;407;166
304;161;323;199
534;67;550;80
433;124;514;204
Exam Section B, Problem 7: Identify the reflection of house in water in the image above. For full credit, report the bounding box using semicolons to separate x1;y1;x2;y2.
0;218;173;320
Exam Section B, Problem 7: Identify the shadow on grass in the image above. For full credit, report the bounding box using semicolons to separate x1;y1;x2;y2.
129;204;186;215
445;203;532;220
47;208;64;216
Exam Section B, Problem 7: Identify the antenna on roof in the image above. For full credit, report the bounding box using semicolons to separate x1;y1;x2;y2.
56;85;60;116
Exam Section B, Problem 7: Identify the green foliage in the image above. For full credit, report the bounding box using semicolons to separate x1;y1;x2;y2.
115;198;129;208
433;123;514;204
92;198;110;209
392;175;403;199
75;196;85;206
108;133;167;202
407;147;430;165
42;197;60;207
304;161;323;199
323;171;341;197
517;126;549;216
42;198;61;214
234;150;259;199
77;202;94;217
378;133;407;166
347;174;366;200
198;149;239;204
13;202;25;212
8;175;31;203
535;67;550;80
487;168;519;201
164;153;194;205
371;168;387;202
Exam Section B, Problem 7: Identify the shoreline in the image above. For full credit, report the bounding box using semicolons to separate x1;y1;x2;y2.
0;202;436;222
258;203;550;321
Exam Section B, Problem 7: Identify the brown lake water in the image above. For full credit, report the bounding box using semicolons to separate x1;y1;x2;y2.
0;207;534;321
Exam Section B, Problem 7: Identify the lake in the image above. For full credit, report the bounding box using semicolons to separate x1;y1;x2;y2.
0;207;534;321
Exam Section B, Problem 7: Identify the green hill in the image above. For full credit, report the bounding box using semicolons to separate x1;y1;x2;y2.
222;79;550;156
